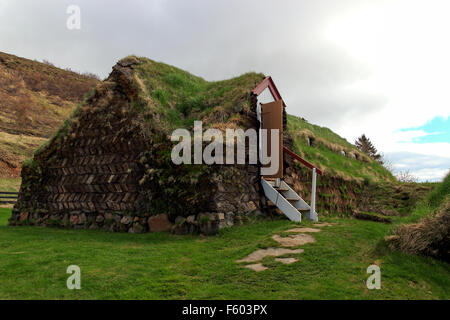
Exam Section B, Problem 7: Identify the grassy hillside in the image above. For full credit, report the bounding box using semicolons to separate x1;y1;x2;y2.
287;114;395;183
0;51;99;178
427;172;450;209
386;173;449;260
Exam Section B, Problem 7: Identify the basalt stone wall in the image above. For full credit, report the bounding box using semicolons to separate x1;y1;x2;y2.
10;62;151;230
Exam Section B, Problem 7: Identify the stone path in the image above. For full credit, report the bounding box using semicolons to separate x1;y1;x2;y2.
245;263;268;272
275;257;298;264
285;227;321;233
236;247;304;263
272;234;316;247
236;222;335;272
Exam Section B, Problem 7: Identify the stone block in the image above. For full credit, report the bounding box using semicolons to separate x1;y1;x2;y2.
148;214;172;232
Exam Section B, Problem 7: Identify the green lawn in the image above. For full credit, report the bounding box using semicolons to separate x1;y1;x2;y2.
0;208;448;299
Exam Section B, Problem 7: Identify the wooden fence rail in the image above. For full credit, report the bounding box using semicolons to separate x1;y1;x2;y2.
0;191;18;204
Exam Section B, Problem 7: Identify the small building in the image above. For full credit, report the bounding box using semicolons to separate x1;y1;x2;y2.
10;56;320;233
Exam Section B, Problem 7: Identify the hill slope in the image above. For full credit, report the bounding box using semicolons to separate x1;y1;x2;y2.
287;114;394;183
0;51;99;177
387;173;449;261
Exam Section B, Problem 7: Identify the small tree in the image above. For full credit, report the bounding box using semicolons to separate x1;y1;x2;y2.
396;170;418;183
355;134;382;162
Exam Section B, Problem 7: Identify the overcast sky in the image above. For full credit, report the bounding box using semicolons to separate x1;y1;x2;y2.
1;0;449;181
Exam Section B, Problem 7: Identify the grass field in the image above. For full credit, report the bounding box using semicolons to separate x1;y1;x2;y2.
0;206;448;299
0;178;21;192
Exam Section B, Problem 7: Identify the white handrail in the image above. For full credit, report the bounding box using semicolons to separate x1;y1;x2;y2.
309;168;318;222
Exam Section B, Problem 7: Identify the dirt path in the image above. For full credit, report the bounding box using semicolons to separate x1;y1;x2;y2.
236;222;334;272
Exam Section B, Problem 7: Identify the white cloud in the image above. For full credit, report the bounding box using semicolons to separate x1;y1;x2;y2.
411;168;449;182
318;0;450;181
385;151;449;182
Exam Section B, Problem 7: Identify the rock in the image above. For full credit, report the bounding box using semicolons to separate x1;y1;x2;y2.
199;220;219;235
275;258;298;265
210;213;220;221
236;247;304;263
120;215;132;225
95;215;104;223
118;221;128;232
218;212;233;229
69;214;78;225
247;201;257;212
218;220;227;229
19;212;29;222
186;215;196;224
272;234;316;247
244;263;268;272
171;222;189;235
225;212;234;227
233;215;243;225
62;214;69;227
285;227;321;233
133;222;145;233
217;182;226;192
78;213;86;225
148;214;172;232
108;223;117;232
89;223;98;230
216;201;236;212
175;216;186;224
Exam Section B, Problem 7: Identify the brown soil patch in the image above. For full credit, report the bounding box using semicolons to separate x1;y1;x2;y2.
272;234;316;247
236;247;304;263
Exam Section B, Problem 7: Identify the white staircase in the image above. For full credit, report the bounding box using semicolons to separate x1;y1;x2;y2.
261;172;318;222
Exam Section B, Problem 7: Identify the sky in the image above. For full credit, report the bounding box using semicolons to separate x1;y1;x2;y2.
0;0;448;181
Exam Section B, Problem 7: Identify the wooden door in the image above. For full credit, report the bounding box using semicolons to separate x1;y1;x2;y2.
261;100;283;179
